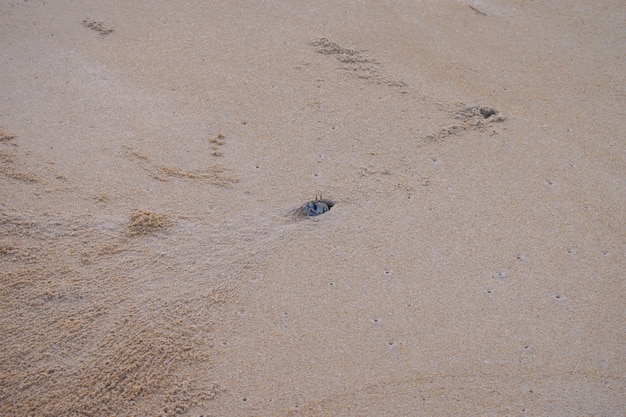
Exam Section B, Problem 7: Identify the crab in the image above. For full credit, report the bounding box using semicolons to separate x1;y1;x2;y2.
292;194;335;218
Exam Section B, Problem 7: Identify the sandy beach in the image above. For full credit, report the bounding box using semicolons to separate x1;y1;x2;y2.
1;1;624;415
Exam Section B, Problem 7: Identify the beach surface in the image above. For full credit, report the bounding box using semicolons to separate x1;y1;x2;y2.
1;1;624;415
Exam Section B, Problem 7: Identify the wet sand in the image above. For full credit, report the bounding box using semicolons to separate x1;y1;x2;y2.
1;1;624;416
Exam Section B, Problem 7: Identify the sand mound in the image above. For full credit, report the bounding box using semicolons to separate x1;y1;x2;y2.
127;210;171;236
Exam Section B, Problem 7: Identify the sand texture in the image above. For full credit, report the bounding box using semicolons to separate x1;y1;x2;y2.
1;1;624;416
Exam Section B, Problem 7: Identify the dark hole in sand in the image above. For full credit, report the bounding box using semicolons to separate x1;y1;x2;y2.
479;107;498;118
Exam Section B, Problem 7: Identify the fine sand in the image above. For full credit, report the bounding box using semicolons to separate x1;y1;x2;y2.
1;1;624;416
